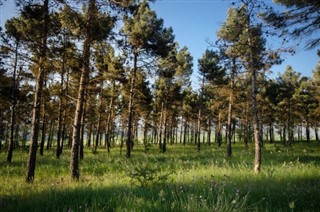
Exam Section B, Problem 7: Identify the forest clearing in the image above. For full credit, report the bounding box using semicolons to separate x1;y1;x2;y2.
1;141;320;211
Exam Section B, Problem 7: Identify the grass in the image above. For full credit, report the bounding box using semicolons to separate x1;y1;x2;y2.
0;141;320;211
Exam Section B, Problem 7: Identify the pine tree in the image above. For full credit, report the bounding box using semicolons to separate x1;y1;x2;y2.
122;0;174;157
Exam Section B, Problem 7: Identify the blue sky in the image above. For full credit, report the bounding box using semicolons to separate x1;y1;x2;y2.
150;0;319;87
1;0;319;88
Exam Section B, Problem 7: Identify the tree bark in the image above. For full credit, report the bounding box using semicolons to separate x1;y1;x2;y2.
106;81;115;153
306;118;310;142
183;120;187;146
197;109;201;151
269;122;274;143
70;0;95;180
79;100;86;160
126;48;138;158
207;119;211;145
226;58;236;157
7;40;19;163
39;78;47;156
56;51;65;159
26;0;49;182
315;127;319;142
162;108;167;153
60;68;70;155
94;81;104;153
217;113;222;147
245;13;261;173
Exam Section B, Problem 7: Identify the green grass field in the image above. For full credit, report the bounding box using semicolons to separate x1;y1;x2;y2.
1;141;320;211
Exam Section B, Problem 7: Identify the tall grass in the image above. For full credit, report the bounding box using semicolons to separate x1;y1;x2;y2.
0;141;319;211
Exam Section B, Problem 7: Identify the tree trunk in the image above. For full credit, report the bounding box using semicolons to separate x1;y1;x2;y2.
183;120;187;146
162;109;167;153
94;81;104;153
202;126;205;145
315;127;319;142
207;119;211;145
306;119;310;142
40;78;47;156
143;120;148;153
226;58;236;157
26;0;49;182
246;17;261;173
126;48;138;158
7;40;19;163
87;122;92;147
70;0;95;180
120;122;125;155
217;113;222;147
197;109;201;151
79;99;87;160
283;126;287;145
47;120;54;149
56;56;65;159
106;81;115;153
60;69;70;155
158;103;164;149
40;112;46;154
269;122;274;143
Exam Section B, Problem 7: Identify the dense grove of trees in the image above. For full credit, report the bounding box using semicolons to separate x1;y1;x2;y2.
0;0;319;181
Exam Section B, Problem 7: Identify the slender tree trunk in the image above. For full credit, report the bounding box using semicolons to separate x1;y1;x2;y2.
217;113;222;147
87;122;92;147
56;58;65;159
183;120;187;146
197;109;201;151
306;118;310;142
39;78;48;155
207;119;211;145
202;126;205;145
70;0;95;179
60;69;70;155
269;122;274;143
252;70;261;173
79;109;85;160
7;40;19;163
232;121;236;144
226;58;236;157
159;103;164;149
120;122;125;155
47;120;54;149
143;120;148;153
180;120;183;144
40;112;46;154
175;126;178;144
126;48;138;158
26;0;49;182
315;127;319;142
106;81;115;153
298;125;302;141
162;108;167;153
245;16;261;173
4;121;9;148
94;81;104;153
283;126;287;145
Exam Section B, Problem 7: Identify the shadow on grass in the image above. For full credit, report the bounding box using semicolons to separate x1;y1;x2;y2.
1;173;320;212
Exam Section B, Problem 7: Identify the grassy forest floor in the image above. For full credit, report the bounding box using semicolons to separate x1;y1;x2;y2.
1;141;320;211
